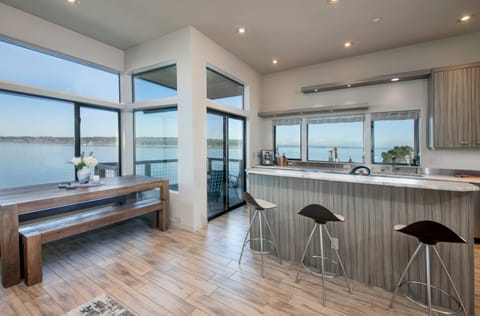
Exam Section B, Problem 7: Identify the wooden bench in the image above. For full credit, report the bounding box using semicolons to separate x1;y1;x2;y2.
19;197;163;286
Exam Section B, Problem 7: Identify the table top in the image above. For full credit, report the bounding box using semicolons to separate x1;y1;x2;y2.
0;175;168;213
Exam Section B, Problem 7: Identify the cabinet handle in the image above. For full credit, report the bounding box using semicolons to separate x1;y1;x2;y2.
459;141;470;145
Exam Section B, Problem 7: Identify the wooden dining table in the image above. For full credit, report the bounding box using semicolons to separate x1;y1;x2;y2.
0;175;169;288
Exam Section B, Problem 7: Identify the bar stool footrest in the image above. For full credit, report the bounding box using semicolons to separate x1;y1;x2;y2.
244;238;276;255
300;256;339;279
403;280;463;315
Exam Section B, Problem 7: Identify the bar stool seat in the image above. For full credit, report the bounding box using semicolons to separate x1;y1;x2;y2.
389;220;467;316
295;204;351;306
238;192;281;277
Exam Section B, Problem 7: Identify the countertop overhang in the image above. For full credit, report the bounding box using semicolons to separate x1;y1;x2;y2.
247;167;479;192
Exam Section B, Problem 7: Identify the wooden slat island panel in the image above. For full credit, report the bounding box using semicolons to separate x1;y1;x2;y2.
248;170;478;315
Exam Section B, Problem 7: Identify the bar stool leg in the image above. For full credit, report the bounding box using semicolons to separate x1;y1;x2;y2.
432;246;468;316
259;211;264;277
239;209;259;265
425;244;432;316
324;226;352;294
296;223;317;282
263;213;282;264
389;243;423;308
319;224;327;306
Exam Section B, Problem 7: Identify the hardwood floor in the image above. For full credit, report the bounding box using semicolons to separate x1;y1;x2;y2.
1;206;479;315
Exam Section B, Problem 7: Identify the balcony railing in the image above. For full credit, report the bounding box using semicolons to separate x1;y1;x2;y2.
95;157;243;193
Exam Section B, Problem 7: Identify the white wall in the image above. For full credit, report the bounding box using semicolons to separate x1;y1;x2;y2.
262;32;480;170
0;3;123;72
125;27;262;231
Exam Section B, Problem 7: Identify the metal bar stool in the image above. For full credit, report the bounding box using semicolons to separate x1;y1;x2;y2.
389;220;467;316
239;192;281;277
295;204;352;306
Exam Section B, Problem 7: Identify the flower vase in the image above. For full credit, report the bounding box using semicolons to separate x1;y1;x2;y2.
77;167;91;184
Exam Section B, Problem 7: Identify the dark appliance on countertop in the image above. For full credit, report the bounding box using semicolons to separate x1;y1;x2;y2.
260;149;274;166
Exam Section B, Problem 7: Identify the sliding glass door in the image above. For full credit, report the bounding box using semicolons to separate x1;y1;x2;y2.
207;110;245;219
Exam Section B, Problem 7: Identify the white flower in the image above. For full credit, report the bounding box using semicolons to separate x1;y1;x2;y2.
71;157;82;166
83;156;98;167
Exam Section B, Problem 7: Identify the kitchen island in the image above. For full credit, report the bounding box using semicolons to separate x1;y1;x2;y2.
247;167;479;315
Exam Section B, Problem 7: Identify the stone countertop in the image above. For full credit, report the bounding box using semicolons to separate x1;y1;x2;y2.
247;167;479;192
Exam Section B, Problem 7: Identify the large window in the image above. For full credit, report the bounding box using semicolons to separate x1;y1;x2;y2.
307;115;364;163
80;106;120;177
371;111;420;164
0;39;119;101
134;107;178;190
274;119;301;160
133;65;177;102
207;68;244;109
0;92;120;188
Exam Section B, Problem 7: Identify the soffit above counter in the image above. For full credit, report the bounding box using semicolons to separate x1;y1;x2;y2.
258;103;369;118
301;69;431;94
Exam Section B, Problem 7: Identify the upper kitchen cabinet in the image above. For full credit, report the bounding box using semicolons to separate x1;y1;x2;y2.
431;64;480;149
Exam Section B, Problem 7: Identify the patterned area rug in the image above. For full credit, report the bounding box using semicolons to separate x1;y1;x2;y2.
65;294;134;316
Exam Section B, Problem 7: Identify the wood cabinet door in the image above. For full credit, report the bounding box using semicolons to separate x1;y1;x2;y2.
433;68;473;148
471;66;480;146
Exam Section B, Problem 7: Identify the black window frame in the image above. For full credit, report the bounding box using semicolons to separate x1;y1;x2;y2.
133;105;179;191
306;119;364;163
370;113;420;166
273;123;302;161
132;64;177;103
206;67;245;110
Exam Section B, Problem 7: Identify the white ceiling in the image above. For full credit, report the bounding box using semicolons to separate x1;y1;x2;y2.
1;0;480;73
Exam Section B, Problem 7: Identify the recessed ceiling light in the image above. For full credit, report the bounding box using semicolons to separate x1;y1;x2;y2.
347;84;352;87
272;59;278;65
458;15;472;22
327;0;339;4
67;0;79;4
391;78;400;82
237;27;246;34
372;17;382;23
314;88;319;92
344;41;353;48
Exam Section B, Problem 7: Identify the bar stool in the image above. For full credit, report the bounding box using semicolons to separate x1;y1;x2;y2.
239;192;281;277
295;204;352;306
389;220;467;316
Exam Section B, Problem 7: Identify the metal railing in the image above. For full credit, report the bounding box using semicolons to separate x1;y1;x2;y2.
95;157;243;192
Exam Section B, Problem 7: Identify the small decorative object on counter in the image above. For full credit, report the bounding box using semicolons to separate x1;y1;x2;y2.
334;146;339;163
71;152;98;184
282;153;289;166
328;148;334;162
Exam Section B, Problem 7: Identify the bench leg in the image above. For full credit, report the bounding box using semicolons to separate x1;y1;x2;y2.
150;211;159;229
22;234;42;286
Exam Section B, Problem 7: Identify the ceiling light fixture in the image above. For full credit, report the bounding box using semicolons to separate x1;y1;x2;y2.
372;17;382;23
327;0;339;4
67;0;79;4
237;27;246;34
347;84;352;87
391;78;400;82
458;15;472;22
344;41;352;48
272;59;278;65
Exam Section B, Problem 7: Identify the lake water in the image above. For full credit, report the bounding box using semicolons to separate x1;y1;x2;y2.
0;143;388;188
0;143;229;188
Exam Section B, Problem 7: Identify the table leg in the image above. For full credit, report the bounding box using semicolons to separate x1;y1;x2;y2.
160;181;169;231
0;205;21;287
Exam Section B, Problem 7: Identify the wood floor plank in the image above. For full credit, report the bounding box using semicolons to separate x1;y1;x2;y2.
43;279;87;312
109;284;169;316
186;291;247;316
137;281;196;315
24;293;64;316
3;205;479;316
